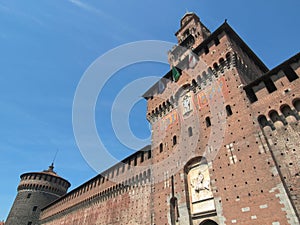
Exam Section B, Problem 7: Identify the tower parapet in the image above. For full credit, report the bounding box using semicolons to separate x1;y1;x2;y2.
168;12;211;66
5;164;70;225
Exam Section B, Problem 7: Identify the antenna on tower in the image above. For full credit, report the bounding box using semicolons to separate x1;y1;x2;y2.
52;149;59;165
48;149;59;172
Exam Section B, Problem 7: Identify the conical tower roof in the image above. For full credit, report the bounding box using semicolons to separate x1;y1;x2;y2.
41;163;58;177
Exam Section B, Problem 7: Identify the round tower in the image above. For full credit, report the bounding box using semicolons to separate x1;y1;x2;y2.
5;164;70;225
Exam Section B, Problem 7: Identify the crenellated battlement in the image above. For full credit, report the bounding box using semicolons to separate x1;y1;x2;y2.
5;164;70;225
145;51;235;123
40;146;152;221
244;53;300;104
145;21;269;125
18;172;70;196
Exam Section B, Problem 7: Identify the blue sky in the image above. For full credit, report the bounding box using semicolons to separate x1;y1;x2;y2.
0;0;299;220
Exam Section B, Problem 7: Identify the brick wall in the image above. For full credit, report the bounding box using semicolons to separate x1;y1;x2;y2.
36;14;300;225
40;148;153;224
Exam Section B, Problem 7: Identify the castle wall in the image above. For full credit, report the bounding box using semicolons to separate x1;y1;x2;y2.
40;149;153;224
249;57;300;220
41;186;151;225
34;14;300;225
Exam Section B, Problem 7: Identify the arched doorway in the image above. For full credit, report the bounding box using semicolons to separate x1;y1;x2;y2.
184;157;216;217
200;219;218;225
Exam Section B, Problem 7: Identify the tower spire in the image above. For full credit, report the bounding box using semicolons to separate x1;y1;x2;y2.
45;149;59;173
52;149;59;165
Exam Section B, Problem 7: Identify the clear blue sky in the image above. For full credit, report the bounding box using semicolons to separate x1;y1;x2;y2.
0;0;299;220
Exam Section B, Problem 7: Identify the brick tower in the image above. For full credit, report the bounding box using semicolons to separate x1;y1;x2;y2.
144;12;300;224
5;164;70;225
12;12;299;225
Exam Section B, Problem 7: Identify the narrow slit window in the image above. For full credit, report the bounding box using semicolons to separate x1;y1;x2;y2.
206;117;211;127
226;105;233;116
188;127;193;137
173;135;177;145
159;143;163;152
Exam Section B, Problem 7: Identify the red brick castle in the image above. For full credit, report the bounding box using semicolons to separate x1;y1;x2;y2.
6;13;300;225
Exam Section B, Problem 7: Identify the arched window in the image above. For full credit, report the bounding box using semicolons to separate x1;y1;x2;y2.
159;104;162;112
173;135;177;145
197;75;202;86
188;127;193;137
226;105;233;116
202;71;207;85
166;100;171;107
226;52;231;63
258;115;269;128
293;99;300;112
205;116;211;127
135;175;139;185
219;58;225;73
200;220;219;225
281;105;294;117
159;143;163;152
169;96;175;107
281;104;297;122
269;110;284;127
213;63;219;72
207;67;213;76
192;79;197;87
183;29;190;37
269;110;282;123
147;169;151;181
219;58;225;66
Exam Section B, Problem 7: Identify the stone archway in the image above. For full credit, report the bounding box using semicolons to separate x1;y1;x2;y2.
200;219;218;225
184;157;216;217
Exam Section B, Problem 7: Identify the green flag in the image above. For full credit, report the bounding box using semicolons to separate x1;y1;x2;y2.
172;66;181;82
